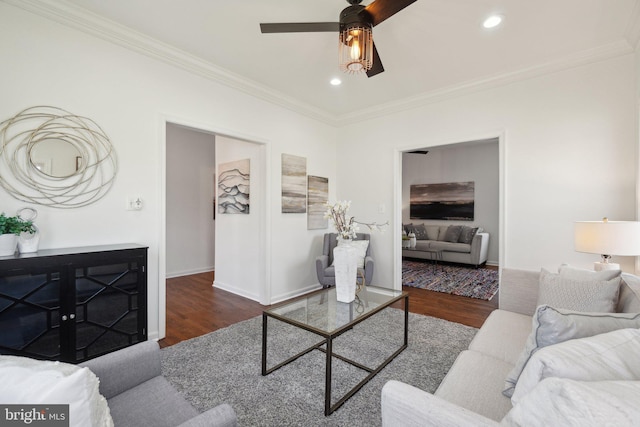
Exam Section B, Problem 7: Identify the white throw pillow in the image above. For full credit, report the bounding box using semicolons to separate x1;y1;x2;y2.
337;239;369;268
511;328;640;405
502;378;640;427
558;264;621;281
0;356;113;427
502;305;640;397
537;268;620;312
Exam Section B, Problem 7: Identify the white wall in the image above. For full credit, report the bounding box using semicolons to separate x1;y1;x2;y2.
166;124;216;278
339;54;637;288
0;3;338;339
271;145;338;303
213;135;264;301
402;140;500;264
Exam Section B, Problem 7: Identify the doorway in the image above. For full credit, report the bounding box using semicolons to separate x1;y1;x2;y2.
165;123;216;279
159;118;269;340
394;133;506;290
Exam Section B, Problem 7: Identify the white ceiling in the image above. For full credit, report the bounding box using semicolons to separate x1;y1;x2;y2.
17;0;640;123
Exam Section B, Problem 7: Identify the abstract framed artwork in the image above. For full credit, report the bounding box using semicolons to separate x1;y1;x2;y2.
307;175;328;229
281;153;307;213
218;158;250;214
410;181;475;221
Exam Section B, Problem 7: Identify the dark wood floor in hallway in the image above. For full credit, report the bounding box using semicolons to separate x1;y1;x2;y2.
159;270;498;348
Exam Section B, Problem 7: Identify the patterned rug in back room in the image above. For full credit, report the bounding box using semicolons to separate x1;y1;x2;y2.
402;260;499;300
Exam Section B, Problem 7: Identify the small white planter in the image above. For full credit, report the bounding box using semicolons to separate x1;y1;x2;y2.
0;234;18;257
17;208;39;253
18;225;40;253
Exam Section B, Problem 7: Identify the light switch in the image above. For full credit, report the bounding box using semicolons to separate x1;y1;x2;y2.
126;196;143;211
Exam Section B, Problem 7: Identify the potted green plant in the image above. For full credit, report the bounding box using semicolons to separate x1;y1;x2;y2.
0;213;35;256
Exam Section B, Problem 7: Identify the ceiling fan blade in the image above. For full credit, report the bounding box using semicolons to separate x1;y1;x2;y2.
260;22;339;33
364;0;417;27
366;42;384;77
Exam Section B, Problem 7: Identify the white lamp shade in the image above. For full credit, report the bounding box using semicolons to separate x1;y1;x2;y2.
574;221;640;256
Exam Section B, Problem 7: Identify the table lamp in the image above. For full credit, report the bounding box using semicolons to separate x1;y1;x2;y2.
574;218;640;271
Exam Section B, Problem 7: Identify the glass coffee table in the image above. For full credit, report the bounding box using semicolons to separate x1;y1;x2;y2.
261;286;409;415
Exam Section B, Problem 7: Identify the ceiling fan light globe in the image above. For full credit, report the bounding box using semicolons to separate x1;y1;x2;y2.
339;25;373;74
347;62;364;72
350;42;361;60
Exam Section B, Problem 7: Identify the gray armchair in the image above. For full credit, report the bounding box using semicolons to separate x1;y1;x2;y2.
315;233;374;288
81;341;236;427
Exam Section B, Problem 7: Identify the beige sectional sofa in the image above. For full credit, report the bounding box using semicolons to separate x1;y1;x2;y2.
403;223;489;267
381;266;640;426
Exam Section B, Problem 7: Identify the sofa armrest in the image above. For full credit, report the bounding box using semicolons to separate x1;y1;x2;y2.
364;255;374;285
80;340;161;399
498;268;540;316
469;232;489;266
178;403;237;427
381;381;500;427
316;255;329;281
316;255;329;268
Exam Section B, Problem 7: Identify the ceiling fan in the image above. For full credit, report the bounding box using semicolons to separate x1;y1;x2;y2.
260;0;417;77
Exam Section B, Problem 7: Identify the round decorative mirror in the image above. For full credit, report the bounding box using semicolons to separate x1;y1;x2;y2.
29;138;84;178
0;106;118;208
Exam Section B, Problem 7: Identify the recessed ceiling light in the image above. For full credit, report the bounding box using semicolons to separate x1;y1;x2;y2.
483;15;503;29
330;78;342;86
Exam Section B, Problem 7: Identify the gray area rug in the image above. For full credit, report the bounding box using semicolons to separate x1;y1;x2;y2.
161;308;477;426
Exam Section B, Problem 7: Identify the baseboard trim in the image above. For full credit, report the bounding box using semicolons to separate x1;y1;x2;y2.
166;267;214;279
213;280;260;303
269;284;322;305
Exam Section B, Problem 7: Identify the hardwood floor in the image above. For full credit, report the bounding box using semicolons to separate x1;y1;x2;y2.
159;268;498;348
159;272;264;348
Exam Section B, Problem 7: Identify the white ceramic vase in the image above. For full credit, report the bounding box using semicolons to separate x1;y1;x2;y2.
333;238;358;303
409;232;417;248
335;299;353;325
0;234;18;257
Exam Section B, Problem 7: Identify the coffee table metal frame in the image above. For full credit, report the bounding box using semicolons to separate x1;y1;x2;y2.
261;287;409;416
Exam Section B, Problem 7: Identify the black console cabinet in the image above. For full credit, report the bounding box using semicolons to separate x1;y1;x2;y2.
0;244;147;363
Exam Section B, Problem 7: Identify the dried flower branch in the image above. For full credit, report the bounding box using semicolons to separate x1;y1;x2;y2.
324;201;388;239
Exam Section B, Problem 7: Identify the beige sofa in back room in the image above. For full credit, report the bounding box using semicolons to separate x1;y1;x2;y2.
403;223;489;267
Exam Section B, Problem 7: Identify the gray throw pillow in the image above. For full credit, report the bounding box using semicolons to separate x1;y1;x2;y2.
425;225;440;240
413;224;428;240
458;226;478;244
442;226;463;243
502;305;640;398
537;268;620;313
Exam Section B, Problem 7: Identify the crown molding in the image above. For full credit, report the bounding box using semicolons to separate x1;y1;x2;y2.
3;0;636;129
336;40;634;126
2;0;338;126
